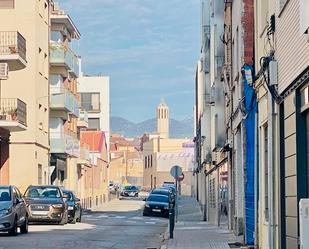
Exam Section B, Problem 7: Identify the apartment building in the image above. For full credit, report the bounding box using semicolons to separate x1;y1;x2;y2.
49;3;81;190
275;1;309;248
0;26;27;184
78;74;110;148
0;0;51;192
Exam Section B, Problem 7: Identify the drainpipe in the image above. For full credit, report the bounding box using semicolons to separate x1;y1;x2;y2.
254;110;259;246
268;80;276;249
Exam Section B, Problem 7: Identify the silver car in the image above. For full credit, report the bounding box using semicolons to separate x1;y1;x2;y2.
0;185;28;236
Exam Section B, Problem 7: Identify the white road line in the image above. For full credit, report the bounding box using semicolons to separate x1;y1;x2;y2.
131;217;143;220
145;221;156;224
114;216;125;219
98;215;109;218
125;220;137;224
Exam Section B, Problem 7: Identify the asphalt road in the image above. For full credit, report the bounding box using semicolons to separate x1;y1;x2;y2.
0;199;168;249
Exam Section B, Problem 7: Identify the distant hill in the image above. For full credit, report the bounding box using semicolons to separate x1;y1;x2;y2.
111;116;193;138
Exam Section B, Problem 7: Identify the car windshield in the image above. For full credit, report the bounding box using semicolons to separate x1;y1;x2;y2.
0;187;11;202
147;195;169;203
124;186;136;190
152;190;169;195
63;191;74;201
25;187;61;199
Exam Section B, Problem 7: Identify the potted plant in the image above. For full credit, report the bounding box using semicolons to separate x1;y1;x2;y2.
9;108;18;121
8;45;17;53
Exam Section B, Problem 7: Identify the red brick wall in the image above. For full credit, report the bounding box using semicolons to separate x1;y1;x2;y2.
242;0;254;65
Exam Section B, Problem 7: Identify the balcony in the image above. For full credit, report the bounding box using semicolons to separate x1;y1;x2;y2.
0;31;27;71
49;43;79;77
50;86;79;118
50;131;80;157
77;144;91;165
0;98;27;132
77;109;88;128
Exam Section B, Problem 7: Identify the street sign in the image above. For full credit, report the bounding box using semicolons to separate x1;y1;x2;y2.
176;173;185;182
170;165;183;179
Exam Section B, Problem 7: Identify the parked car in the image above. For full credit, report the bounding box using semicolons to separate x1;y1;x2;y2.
0;185;28;236
150;188;175;205
143;194;170;218
62;190;82;224
24;185;68;225
119;185;139;198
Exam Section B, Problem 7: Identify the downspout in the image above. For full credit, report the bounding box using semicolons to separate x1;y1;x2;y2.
268;81;276;249
254;108;259;246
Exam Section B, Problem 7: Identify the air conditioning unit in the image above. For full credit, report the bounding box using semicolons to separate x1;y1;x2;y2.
0;63;9;80
300;199;309;249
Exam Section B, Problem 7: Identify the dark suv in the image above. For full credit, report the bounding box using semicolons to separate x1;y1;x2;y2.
24;185;68;224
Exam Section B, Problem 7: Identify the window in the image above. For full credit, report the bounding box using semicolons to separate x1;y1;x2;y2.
88;118;100;130
0;0;14;8
144;156;147;169
80;93;100;112
38;164;42;185
264;125;269;221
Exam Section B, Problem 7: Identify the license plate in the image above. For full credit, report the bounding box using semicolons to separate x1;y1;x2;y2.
129;193;135;196
152;209;161;212
68;206;74;210
32;211;48;215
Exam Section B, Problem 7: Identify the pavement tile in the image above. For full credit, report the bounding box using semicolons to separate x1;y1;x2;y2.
165;196;240;249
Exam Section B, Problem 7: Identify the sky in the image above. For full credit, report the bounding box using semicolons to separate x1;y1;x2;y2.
60;0;200;122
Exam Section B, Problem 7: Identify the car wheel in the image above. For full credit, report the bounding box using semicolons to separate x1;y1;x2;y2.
59;212;68;225
20;215;29;234
8;217;18;236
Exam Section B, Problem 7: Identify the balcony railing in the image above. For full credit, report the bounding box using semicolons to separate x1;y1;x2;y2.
80;144;90;161
77;109;88;128
50;42;79;77
50;130;80;157
0;31;27;70
0;98;27;126
50;86;79;117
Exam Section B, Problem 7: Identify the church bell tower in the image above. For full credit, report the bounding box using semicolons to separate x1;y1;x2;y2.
156;98;169;138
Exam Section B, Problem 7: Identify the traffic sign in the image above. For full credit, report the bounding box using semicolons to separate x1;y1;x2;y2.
176;173;185;182
170;165;183;179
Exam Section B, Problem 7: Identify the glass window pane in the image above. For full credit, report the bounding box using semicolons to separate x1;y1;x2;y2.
88;118;100;130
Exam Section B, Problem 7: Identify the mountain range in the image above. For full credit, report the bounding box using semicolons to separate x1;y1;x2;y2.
111;116;194;138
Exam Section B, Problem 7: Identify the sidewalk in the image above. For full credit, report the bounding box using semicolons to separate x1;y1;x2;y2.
164;196;241;249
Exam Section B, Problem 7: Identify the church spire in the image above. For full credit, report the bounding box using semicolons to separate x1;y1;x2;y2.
156;98;169;138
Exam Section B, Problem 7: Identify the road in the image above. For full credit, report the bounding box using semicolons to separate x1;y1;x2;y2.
0;199;168;249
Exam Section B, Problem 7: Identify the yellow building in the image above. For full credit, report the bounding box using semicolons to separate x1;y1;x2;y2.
49;2;81;192
109;134;143;186
0;0;51;192
142;100;193;195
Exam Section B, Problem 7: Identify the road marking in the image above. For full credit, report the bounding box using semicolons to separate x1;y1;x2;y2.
98;214;109;218
145;221;156;224
125;220;137;224
114;216;125;219
131;216;143;220
83;214;92;217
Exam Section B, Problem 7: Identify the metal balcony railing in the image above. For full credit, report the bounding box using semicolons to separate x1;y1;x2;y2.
0;31;26;61
78;109;88;122
0;98;27;126
50;42;79;77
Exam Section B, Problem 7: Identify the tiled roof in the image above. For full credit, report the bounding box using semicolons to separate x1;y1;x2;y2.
81;131;106;153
